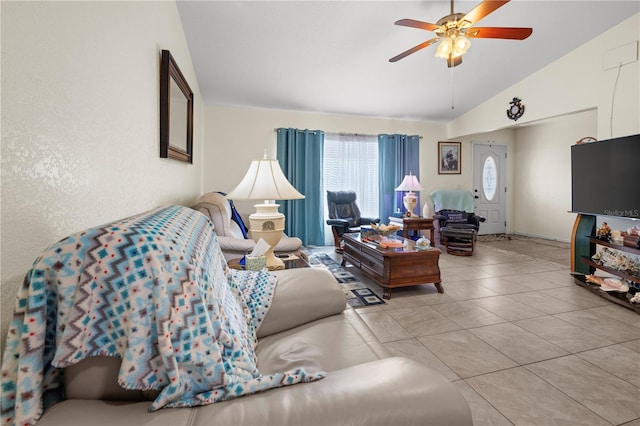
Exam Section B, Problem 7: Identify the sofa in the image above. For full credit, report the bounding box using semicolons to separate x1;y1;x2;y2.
1;206;472;426
196;192;302;261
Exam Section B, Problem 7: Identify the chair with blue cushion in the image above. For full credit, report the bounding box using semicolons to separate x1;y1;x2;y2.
326;190;380;252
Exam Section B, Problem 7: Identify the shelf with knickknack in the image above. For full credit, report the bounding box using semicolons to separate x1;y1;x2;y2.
571;215;640;314
570;135;640;313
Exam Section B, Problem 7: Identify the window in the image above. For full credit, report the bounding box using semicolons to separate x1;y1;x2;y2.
323;133;378;245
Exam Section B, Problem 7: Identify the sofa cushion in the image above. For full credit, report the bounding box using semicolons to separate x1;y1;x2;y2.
256;314;381;374
192;357;472;426
257;268;346;338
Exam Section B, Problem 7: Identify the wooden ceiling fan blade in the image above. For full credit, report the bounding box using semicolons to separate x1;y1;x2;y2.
460;0;510;27
389;38;440;62
466;27;533;40
394;18;440;32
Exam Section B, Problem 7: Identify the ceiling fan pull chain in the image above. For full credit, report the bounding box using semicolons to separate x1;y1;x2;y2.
451;66;455;110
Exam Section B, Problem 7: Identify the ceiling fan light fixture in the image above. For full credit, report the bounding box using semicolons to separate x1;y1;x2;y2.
435;37;453;58
454;34;471;55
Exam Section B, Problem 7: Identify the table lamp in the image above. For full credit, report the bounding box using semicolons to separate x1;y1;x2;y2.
395;173;424;217
226;153;304;270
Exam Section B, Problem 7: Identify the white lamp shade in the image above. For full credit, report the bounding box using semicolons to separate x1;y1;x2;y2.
395;174;424;192
226;159;305;201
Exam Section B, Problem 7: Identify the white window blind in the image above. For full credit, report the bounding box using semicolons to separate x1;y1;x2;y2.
323;133;378;245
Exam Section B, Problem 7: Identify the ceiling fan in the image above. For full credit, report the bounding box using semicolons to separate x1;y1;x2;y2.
389;0;532;67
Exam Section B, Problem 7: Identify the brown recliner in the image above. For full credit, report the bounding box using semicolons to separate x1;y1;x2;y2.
326;191;380;252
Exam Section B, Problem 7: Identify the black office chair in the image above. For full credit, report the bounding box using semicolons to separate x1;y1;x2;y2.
326;191;380;252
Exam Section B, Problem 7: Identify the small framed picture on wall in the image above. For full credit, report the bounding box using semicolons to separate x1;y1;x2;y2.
438;141;461;174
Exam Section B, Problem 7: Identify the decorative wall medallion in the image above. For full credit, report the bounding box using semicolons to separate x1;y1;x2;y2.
506;97;525;121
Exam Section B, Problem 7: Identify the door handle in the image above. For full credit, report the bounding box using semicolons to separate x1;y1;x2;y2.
474;196;479;199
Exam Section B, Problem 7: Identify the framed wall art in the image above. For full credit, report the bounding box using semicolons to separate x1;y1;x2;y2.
438;141;461;174
160;49;193;163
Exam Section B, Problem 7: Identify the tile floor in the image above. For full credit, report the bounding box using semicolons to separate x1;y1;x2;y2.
329;236;640;426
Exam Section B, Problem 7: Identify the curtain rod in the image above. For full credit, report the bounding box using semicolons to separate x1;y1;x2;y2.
273;128;422;139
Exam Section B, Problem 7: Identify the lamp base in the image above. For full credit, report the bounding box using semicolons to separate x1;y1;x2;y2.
403;193;418;217
249;203;285;271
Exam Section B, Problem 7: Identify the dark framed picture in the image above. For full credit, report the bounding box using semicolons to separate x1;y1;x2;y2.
160;50;194;163
438;141;461;174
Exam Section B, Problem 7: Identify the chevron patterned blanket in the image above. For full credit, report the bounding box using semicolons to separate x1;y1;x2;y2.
1;206;325;426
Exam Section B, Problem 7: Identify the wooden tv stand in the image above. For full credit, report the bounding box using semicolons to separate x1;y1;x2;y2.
341;233;442;299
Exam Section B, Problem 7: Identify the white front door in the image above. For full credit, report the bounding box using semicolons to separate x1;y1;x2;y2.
473;144;507;235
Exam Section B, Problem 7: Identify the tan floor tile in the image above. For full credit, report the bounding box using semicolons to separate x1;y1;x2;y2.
469;276;539;295
470;323;568;365
418;330;517;378
509;272;576;291
383;338;460;381
624;339;640;353
454;380;513;426
466;367;610;426
555;310;640;343
507;291;582;315
472;295;545;321
357;311;412;343
386;306;462;337
440;266;494;282
526;355;640;425
536;270;577;287
515;315;614;353
541;286;610;309
577;344;640;387
588;305;640;329
439;280;500;300
431;301;507;329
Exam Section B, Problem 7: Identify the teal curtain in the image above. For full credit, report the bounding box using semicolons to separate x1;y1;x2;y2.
378;134;420;222
276;128;325;246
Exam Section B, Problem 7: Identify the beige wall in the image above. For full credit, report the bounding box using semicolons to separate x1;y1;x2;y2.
512;110;597;241
1;2;204;349
203;105;457;217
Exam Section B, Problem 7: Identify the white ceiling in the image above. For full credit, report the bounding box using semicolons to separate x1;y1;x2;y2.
177;1;639;122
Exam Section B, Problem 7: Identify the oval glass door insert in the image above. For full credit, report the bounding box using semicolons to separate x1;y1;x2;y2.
482;156;497;201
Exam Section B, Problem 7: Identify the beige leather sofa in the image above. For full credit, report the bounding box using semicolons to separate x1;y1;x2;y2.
37;267;472;425
196;192;302;261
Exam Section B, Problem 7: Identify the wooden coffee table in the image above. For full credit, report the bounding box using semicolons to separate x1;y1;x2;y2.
341;233;442;299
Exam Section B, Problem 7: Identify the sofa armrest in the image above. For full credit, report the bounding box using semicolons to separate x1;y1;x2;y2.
216;235;255;253
257;268;346;338
273;235;302;252
193;357;472;425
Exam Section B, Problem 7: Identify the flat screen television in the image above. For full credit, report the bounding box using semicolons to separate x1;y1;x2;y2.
571;134;640;219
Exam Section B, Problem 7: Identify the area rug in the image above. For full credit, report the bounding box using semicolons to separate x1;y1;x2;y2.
306;253;385;307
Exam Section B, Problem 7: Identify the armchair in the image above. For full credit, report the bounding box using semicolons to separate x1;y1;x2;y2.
326;190;380;252
430;190;485;256
433;210;486;256
196;192;302;261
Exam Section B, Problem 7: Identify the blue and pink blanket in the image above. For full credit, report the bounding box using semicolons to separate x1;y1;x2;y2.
1;206;324;426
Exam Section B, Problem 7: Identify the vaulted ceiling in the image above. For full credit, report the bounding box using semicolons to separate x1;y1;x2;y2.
177;1;639;122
